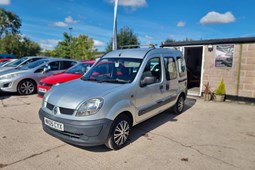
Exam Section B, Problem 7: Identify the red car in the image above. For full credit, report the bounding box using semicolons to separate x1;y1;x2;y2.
37;60;95;98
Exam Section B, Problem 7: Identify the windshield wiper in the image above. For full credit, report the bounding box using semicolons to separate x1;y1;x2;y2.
81;77;99;82
98;78;130;84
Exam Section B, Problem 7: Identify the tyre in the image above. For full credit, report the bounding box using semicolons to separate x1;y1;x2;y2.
17;80;36;95
105;115;131;150
173;95;185;114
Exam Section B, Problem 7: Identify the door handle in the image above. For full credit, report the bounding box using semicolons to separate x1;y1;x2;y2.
166;84;169;90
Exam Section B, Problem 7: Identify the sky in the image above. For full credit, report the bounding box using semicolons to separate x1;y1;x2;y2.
1;0;255;52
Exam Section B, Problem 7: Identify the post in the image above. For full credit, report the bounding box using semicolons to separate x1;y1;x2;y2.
69;27;73;59
112;0;118;51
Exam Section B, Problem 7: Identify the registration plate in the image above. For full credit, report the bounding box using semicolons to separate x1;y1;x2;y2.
44;117;64;131
38;88;47;93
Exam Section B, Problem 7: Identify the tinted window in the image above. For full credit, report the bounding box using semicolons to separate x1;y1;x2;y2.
48;61;60;70
60;61;76;69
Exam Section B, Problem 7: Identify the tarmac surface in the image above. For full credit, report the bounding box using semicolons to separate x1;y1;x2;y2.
0;93;255;170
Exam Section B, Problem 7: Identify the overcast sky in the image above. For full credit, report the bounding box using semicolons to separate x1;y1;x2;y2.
1;0;254;51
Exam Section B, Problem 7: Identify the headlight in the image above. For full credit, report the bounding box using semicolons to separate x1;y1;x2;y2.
0;73;21;80
76;98;104;117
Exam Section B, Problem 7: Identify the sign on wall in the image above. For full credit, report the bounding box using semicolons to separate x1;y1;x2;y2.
215;44;234;68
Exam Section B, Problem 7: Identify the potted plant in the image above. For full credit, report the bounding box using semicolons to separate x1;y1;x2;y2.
214;79;226;102
203;82;212;101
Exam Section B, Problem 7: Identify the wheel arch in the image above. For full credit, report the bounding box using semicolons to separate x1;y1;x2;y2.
17;78;37;93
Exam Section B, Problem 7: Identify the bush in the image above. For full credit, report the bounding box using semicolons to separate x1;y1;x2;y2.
215;79;226;95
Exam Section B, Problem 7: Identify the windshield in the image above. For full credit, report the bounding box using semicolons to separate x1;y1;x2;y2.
82;58;142;84
20;59;49;70
65;63;94;74
5;57;28;67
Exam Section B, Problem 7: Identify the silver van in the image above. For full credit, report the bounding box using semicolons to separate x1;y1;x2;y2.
39;47;187;150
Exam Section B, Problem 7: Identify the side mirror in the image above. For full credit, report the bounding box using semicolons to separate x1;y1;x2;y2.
140;76;156;87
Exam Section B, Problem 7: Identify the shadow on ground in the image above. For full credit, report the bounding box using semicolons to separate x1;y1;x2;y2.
0;92;20;100
76;97;197;152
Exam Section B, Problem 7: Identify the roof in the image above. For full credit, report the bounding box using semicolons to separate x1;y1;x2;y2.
162;37;255;47
103;47;182;59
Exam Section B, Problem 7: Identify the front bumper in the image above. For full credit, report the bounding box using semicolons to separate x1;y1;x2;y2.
0;79;17;92
39;108;113;146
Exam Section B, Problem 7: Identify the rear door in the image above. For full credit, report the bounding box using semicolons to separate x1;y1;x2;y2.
161;56;179;107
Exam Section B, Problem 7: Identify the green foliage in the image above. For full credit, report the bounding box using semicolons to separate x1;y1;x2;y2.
164;38;176;44
0;34;41;57
0;8;22;38
105;26;140;52
50;32;96;60
215;79;226;95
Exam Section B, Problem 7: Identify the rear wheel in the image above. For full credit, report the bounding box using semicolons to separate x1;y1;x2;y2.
17;80;36;95
105;115;131;150
173;95;185;114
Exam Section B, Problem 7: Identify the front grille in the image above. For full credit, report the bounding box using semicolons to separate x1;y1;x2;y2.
46;102;54;110
59;107;74;115
46;102;75;115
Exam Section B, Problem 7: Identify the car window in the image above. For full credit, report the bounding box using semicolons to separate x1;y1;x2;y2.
20;59;49;70
83;58;142;83
5;57;28;67
48;61;60;70
60;61;76;70
141;57;162;83
164;57;177;80
66;63;93;74
176;57;186;77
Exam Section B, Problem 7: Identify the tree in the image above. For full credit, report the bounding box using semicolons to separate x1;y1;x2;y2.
53;32;96;60
0;8;22;38
164;38;176;43
105;26;140;52
0;34;41;57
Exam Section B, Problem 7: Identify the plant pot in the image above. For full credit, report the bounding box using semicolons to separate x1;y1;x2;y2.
204;94;212;101
214;94;225;102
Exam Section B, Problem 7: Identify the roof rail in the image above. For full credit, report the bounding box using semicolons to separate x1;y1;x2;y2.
120;44;157;49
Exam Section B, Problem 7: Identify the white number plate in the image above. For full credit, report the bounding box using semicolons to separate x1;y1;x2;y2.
44;117;64;131
38;88;47;93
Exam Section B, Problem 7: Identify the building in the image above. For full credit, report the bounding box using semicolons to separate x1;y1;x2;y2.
162;37;255;103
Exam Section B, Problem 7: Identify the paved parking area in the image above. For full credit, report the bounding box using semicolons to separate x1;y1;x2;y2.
0;94;255;170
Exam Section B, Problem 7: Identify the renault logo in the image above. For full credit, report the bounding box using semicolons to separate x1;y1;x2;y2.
53;106;58;115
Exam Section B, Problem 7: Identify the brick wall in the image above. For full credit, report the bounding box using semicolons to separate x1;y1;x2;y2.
202;43;255;98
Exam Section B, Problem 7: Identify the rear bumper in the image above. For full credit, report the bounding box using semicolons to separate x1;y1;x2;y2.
39;108;112;146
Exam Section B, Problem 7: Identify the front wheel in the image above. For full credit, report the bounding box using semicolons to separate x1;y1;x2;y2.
105;115;131;150
17;80;36;95
173;95;185;114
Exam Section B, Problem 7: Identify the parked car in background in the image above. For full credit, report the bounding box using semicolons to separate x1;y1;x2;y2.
0;54;16;63
39;47;187;150
0;58;77;95
0;56;46;72
37;60;95;98
0;59;17;67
